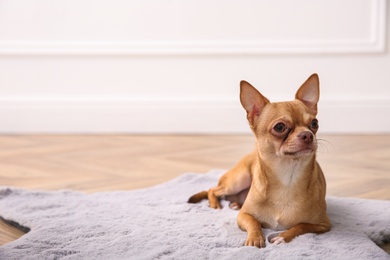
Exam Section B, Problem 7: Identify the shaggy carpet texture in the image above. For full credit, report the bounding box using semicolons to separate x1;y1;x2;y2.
0;170;389;260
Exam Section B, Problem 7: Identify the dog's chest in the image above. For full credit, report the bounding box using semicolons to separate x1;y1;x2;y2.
251;177;310;230
248;160;316;230
259;189;306;230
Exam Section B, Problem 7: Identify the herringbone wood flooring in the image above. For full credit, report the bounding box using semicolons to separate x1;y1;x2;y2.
0;135;389;251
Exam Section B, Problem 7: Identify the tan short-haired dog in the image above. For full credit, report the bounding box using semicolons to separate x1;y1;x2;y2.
188;74;331;248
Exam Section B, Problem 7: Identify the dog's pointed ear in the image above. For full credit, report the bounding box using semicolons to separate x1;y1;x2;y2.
240;80;270;125
295;73;320;116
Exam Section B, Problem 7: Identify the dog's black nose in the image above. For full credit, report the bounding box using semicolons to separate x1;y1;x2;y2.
299;131;313;143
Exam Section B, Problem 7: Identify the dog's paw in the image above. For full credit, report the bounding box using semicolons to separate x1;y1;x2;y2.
209;203;222;209
270;236;285;245
245;236;266;248
229;202;241;210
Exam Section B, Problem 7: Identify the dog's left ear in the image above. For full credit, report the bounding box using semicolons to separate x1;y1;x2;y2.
295;73;320;116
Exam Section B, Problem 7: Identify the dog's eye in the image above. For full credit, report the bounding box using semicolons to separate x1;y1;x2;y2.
310;119;319;129
273;123;286;133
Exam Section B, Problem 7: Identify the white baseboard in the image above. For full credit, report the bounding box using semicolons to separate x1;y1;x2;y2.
0;98;389;134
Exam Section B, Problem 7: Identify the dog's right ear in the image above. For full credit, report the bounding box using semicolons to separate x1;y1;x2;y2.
240;81;270;126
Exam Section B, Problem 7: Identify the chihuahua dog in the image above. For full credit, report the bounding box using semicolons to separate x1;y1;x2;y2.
188;74;331;248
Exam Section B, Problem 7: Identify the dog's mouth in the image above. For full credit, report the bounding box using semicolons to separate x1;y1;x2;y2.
283;148;314;157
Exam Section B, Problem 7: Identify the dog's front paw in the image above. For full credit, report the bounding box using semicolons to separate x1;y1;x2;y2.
270;236;285;245
245;235;266;248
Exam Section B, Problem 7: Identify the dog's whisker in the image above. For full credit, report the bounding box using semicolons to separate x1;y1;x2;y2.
316;139;332;153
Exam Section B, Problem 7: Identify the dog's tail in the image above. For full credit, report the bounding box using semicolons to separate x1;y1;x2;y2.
187;191;208;204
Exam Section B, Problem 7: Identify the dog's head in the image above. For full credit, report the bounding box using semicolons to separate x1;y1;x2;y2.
240;74;320;160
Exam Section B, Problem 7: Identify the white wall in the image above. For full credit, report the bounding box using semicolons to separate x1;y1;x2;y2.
0;0;389;134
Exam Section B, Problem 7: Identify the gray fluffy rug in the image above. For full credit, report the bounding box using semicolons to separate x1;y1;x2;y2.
0;170;389;260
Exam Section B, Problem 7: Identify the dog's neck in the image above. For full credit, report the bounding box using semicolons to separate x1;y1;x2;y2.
258;151;316;187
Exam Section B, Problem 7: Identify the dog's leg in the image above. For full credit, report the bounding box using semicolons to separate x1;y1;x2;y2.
207;174;251;209
226;188;249;210
237;211;266;248
207;156;253;209
270;222;331;244
207;186;224;209
207;169;252;209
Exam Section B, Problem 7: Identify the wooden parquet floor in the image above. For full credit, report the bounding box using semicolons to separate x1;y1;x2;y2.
0;134;389;251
